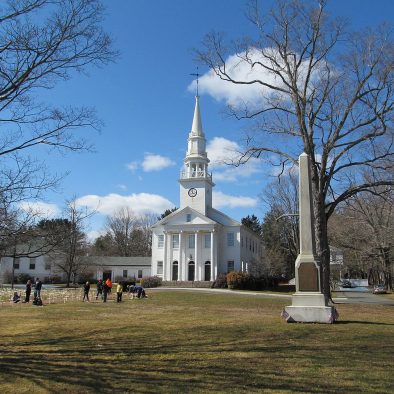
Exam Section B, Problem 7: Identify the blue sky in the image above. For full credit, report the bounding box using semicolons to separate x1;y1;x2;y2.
27;0;394;239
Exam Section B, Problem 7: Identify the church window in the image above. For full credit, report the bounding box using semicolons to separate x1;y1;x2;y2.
123;270;128;278
227;232;234;247
227;260;234;272
138;270;143;279
186;214;191;222
157;234;164;248
188;234;195;248
157;261;163;276
172;234;179;249
204;233;211;248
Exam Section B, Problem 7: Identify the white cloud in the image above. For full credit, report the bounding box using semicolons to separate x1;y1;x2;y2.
86;230;105;242
18;201;60;218
189;47;328;109
117;184;127;190
127;161;139;172
142;153;176;172
207;137;263;182
127;154;176;173
75;193;174;216
213;191;257;209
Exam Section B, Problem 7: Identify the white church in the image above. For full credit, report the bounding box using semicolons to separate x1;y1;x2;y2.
151;96;264;282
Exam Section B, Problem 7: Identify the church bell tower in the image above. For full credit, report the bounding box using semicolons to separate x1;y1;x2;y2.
179;96;214;215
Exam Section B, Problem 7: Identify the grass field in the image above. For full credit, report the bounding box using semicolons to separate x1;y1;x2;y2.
0;290;393;393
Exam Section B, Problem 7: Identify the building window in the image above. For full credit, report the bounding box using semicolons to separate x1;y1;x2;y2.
188;234;195;249
138;270;143;279
157;261;163;276
227;260;234;272
204;233;211;248
158;234;164;248
13;258;20;270
29;258;36;270
123;270;128;278
44;257;51;270
227;232;234;247
172;234;179;249
186;214;191;222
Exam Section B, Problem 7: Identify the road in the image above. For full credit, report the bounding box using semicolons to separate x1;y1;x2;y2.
150;287;394;306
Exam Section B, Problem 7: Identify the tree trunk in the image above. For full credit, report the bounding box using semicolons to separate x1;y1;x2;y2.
312;181;331;302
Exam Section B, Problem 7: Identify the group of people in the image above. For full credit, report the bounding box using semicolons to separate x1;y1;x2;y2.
82;278;147;303
11;277;42;305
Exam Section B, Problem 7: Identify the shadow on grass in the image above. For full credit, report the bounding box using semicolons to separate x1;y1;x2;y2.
337;320;394;326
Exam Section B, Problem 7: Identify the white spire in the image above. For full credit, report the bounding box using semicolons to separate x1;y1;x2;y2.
191;96;204;136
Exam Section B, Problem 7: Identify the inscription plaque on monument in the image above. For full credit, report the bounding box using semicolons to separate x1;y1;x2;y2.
298;262;319;291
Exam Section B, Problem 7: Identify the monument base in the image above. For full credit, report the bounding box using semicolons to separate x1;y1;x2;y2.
282;292;338;323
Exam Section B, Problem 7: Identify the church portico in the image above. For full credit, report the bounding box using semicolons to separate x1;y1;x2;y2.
151;95;264;283
160;227;217;281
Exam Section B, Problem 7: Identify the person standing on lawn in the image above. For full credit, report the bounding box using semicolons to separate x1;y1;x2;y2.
25;279;32;303
116;282;123;303
83;281;90;302
103;281;109;303
96;279;103;300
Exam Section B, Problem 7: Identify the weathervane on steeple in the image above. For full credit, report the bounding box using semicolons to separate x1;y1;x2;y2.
190;67;201;97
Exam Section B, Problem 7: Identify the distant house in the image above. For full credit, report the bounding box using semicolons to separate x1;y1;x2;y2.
0;254;151;284
91;256;151;282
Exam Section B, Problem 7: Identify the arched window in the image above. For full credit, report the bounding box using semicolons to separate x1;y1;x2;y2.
188;261;195;281
204;261;211;281
172;261;178;281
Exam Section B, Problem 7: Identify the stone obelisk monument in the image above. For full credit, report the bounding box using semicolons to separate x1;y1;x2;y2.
283;153;338;323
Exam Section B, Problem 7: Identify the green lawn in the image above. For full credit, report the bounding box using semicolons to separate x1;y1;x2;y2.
0;290;393;393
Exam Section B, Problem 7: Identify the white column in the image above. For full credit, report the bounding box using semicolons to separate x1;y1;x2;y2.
210;230;214;280
195;231;199;281
163;232;168;280
181;233;187;281
169;232;173;282
179;231;184;281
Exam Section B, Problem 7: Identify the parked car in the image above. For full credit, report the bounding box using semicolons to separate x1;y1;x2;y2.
373;284;387;294
341;279;353;288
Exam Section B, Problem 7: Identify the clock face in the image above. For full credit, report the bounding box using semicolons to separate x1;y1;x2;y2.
188;188;197;197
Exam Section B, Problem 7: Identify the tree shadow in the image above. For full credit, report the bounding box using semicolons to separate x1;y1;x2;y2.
336;320;394;326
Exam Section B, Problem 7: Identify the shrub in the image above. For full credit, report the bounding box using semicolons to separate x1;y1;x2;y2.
140;276;162;288
3;270;13;283
15;273;31;284
211;273;228;288
49;275;62;284
226;271;251;290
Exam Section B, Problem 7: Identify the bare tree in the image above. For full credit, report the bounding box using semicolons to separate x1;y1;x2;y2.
0;0;116;250
196;0;394;298
329;181;393;289
40;198;95;287
95;208;155;257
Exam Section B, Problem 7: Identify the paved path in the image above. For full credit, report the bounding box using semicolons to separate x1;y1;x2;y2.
150;287;394;306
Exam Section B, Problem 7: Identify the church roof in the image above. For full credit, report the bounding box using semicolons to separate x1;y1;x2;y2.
152;206;217;228
190;96;204;137
207;207;241;226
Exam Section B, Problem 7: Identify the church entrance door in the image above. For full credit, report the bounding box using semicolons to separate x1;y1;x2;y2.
204;261;211;281
172;261;178;281
188;261;195;281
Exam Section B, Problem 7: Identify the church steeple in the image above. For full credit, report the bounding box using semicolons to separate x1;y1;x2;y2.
179;96;214;215
191;96;204;137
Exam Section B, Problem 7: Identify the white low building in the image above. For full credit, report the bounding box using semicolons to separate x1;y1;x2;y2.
151;96;264;282
0;254;151;284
